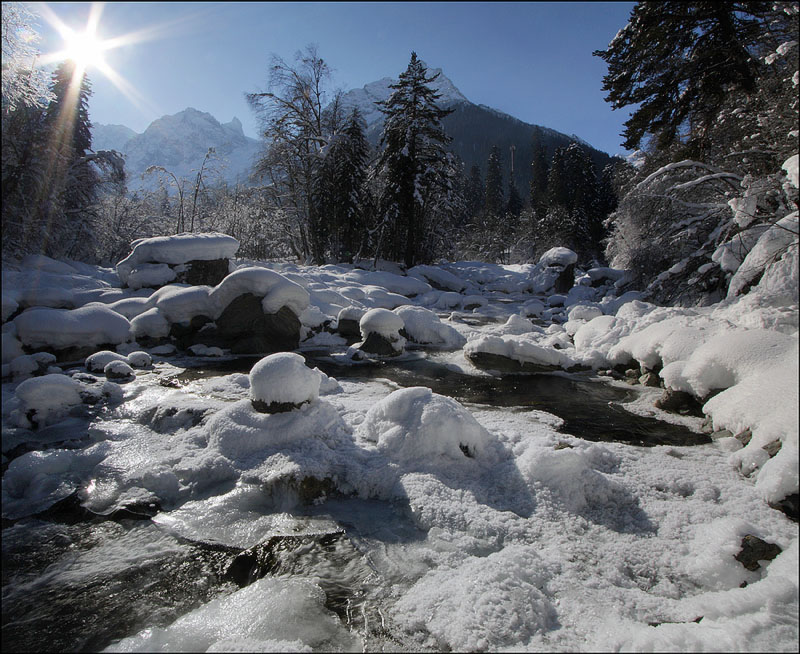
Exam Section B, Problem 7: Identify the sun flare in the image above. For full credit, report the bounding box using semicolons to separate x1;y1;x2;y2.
63;27;107;70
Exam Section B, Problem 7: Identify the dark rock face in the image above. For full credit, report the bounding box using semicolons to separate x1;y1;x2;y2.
171;294;301;354
336;318;362;342
175;258;230;287
769;493;799;522
359;331;402;357
553;263;575;294
654;389;704;416
735;534;782;571
251;399;306;414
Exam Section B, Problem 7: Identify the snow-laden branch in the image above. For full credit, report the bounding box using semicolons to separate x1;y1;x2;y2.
634;159;742;191
667;172;744;193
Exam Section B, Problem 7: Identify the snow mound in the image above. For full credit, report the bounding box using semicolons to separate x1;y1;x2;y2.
539;247;578;267
209;267;310;317
86;350;128;372
392;545;555;651
357;387;494;464
249;353;321;408
206;398;345;459
12;373;83;428
360;308;405;343
393;306;466;348
116;232;239;285
14;305;131;351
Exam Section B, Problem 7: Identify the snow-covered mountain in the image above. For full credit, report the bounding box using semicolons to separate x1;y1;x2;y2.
339;66;613;193
92;108;261;192
338;64;470;128
91;123;138;153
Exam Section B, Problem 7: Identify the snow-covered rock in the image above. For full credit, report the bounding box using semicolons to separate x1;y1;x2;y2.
13;305;131;352
249;353;321;412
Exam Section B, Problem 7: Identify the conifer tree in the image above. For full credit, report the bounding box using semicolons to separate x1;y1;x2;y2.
314;107;371;262
465;164;484;220
529;128;549;220
594;2;778;154
375;52;453;267
506;178;523;218
483;145;504;219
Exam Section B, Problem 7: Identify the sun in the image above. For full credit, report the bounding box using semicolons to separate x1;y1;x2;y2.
63;27;108;70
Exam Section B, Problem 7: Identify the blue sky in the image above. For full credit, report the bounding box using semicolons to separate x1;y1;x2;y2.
31;1;636;155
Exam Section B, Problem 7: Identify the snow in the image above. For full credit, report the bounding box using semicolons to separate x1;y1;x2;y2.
11;373;83;428
728;212;799;298
782;154;799;189
1;247;798;652
86;350;129;372
357;386;495;464
359;307;405;340
13;305;131;351
116;232;239;285
249;352;321;408
539;246;578;267
393;305;466;348
208;267;310;317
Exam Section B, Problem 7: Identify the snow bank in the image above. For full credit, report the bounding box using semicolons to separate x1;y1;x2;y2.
116;233;239;285
465;334;574;370
344;269;431;297
408;264;467;292
13;305;131;350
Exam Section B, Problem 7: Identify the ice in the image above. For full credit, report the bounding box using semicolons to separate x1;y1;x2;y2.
104;576;357;652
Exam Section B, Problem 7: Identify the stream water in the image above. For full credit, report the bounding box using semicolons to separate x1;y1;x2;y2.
2;352;711;652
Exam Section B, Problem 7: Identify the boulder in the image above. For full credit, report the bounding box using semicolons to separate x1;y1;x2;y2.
174;258;230;287
360;331;402;357
171;294;302;354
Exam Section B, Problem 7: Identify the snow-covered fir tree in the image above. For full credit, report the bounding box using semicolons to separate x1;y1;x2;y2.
374;52;454;267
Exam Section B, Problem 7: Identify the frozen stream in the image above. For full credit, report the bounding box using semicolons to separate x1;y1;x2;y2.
3;350;794;652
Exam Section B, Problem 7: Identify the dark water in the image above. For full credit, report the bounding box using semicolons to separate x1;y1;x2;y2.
170;353;709;448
